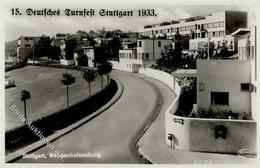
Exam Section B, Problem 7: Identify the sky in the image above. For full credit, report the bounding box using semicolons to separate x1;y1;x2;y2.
3;0;257;41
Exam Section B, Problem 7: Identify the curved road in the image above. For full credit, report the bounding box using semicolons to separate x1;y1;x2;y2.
17;70;160;163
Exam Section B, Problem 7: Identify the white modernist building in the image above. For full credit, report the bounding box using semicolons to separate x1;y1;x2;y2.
165;26;258;154
231;26;258;119
114;38;172;72
139;11;247;52
15;36;41;62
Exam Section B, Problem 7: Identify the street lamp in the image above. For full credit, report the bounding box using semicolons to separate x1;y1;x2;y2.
207;38;211;60
32;47;35;65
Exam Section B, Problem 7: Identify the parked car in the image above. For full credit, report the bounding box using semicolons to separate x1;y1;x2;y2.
5;80;16;89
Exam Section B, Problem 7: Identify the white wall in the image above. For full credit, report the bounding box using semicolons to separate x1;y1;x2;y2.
137;67;256;154
197;59;251;115
137;39;172;60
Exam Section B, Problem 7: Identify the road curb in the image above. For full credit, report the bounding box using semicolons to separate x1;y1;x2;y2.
130;75;164;164
6;78;124;163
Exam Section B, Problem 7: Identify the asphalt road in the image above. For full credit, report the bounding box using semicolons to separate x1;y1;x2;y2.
17;70;159;163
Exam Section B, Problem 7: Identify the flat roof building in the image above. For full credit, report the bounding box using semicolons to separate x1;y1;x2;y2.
139;11;247;52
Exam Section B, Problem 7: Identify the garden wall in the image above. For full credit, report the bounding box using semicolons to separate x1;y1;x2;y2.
139;67;256;154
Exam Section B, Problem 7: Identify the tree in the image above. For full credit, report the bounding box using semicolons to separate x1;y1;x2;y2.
82;69;97;96
21;90;31;124
65;38;77;60
61;72;76;107
104;61;113;84
97;63;107;91
34;36;51;59
49;45;61;61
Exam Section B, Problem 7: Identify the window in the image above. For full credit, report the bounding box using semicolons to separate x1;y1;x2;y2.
158;41;161;47
219;31;225;36
212;32;215;37
211;92;229;105
219;21;225;27
207;23;213;28
241;83;253;92
129;53;131;59
138;41;142;47
25;44;31;47
213;22;219;28
146;53;149;59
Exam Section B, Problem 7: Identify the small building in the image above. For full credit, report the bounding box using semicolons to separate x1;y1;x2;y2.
137;38;172;62
55;33;70;41
197;59;253;116
118;49;140;72
113;38;172;73
16;36;41;62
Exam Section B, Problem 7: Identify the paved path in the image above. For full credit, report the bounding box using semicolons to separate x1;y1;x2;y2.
16;70;162;163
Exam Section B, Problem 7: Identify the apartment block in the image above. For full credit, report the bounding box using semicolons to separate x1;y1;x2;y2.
139;11;247;51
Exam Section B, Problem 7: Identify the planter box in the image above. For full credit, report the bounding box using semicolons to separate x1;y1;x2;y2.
60;59;75;66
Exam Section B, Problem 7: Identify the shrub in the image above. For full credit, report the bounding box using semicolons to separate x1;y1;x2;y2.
77;54;88;66
5;61;27;72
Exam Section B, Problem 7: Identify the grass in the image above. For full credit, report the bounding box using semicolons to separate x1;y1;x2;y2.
5;65;107;131
5;79;118;154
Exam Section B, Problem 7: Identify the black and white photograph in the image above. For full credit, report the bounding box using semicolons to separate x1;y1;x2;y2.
1;0;259;166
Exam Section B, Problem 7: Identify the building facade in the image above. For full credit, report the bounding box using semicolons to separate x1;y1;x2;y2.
137;38;172;60
16;36;41;62
231;26;258;119
114;38;172;72
139;11;247;51
197;59;252;115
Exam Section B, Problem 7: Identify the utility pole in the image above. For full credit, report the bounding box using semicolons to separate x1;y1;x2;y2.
207;38;211;60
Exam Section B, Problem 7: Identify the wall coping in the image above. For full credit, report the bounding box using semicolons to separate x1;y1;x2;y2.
141;68;256;124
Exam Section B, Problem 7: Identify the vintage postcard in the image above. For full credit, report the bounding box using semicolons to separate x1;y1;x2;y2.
1;0;259;167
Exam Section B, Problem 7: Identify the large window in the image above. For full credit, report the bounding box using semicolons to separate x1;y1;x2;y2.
138;41;142;47
146;53;149;59
211;92;229;105
241;83;250;92
158;41;161;47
